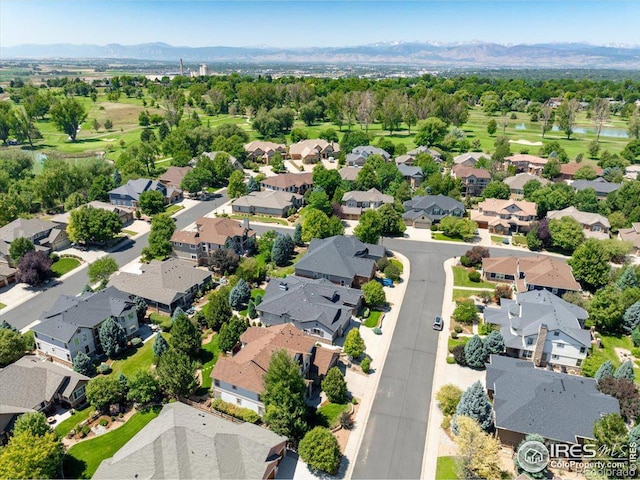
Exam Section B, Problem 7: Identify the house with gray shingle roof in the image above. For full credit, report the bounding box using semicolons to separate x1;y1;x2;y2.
402;194;465;228
407;146;442;162
397;164;424;188
231;191;302;218
547;206;610;240
258;276;363;342
453;152;490;167
108;178;183;208
483;290;590;372
0;355;89;443
295;235;384;288
341;188;394;219
486;355;619;447
0;218;70;267
571;177;621;199
503;173;550;196
346;145;390;166
93;402;287;480
33;286;139;366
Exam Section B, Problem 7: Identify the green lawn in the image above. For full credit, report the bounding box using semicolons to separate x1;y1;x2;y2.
165;204;184;215
63;407;161;479
230;214;289;226
55;405;95;438
512;234;527;246
0;303;5;310
149;312;172;331
491;235;507;244
317;403;349;429
198;335;221;392
121;229;137;236
433;233;464;242
452;266;496;289
363;310;383;328
109;334;170;378
238;288;265;316
452;288;493;301
389;258;404;274
436;456;458;480
448;336;471;352
271;248;307;278
51;257;81;277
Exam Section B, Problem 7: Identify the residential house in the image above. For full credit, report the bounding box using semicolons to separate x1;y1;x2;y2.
503;173;550;197
397;163;424;188
407;146;442;162
93;402;288;480
547;206;610;240
108;178;183;208
0;218;70;267
486;355;619;448
50;201;135;228
289;139;339;163
483;290;591;371
108;258;212;314
451;165;491;197
402;194;465;228
244;141;286;163
211;324;339;413
453;152;490;167
0;356;89;444
231;191;302;218
259;172;313;195
545;97;564;108
504;154;548;176
624;165;640;181
481;255;581;296
339;166;360;182
571;178;622;199
619;222;640;254
32;286;139;366
171;217;256;265
341;188;394;220
558;162;603;182
158;166;193;189
0;264;17;288
257;276;363;342
471;198;538;234
199;151;243;170
346;145;391;166
295;235;384;288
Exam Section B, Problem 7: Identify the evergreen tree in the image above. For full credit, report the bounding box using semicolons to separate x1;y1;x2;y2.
229;278;251;309
152;333;170;360
464;335;486;368
271;234;295;266
82;284;93;294
514;434;548;479
112;168;121;187
628;424;640;449
622;301;640;333
483;331;505;357
321;367;348;404
614;360;635;382
118;373;128;390
218;316;248;353
247;176;259;192
98;317;127;358
293;223;303;246
452;381;493;434
72;351;95;376
170;313;201;358
595;360;614;384
171;306;185;323
617;266;639;290
247;299;258;319
633;327;640;348
343;328;366;359
156;349;198;397
134;296;148;322
0;320;17;332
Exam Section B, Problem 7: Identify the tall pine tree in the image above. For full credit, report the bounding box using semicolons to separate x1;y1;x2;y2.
170;313;201;358
452;381;493;434
98;317;127;358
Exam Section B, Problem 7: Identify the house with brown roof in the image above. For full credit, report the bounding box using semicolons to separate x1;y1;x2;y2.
171;217;256;265
339;166;360;182
288;139;339;163
482;255;581;296
211;324;339;414
341;188;394;219
472;199;538;234
231;191;302;218
451;165;491;197
546;206;610;240
244;141;286;163
158;166;193;189
259;172;313;195
504;154;548;176
50;201;135;229
558;163;603;182
619;223;640;254
503;173;550;197
0;218;70;268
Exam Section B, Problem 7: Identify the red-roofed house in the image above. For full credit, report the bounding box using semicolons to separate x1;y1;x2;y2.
451;165;491;197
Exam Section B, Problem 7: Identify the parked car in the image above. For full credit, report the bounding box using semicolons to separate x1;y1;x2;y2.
433;316;443;330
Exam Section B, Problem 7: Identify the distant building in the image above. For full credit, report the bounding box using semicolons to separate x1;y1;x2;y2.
158;166;193;189
0;218;70;267
50;201;135;228
546;206;610;240
571;178;621;199
619;222;640;253
341;188;394;219
504;154;548;176
199;64;209;76
472;198;537;234
243;141;287;163
259;172;313;195
339;166;360;182
403;194;465;228
289;139;339;163
231;191;302;218
558;163;603;182
453;152;490;167
109;178;182;208
503;173;550;197
346;145;391;166
198;151;243;170
451;165;491;197
397;164;424;188
407;146;442;162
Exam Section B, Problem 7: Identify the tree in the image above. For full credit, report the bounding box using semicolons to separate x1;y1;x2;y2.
156;349;198;397
556;98;580;140
88;256;118;284
453;299;478;324
209;248;240;274
227;170;246;198
597;376;640;422
454;416;501;480
622;301;640;333
49;96;87;142
202;290;233;330
262;349;308;442
542;158;561;180
86;376;123;413
247;299;258;319
354;163;378;191
617;265;639;290
343;328;366;359
152;333;169;360
464;335;486;368
67;206;122;245
301;208;344;242
568;239;612;291
134;296;147;322
292;222;304;246
595;360;614;384
483;331;505;357
415;117;448;146
13;412;51;437
593;414;628;459
298;427;341;475
486;119;497;136
322;366;348;404
271;234;295;267
452;381;493;434
72;351;96;376
354;210;383;244
377;203;406;237
439;217;477;241
464;246;490;267
587;285;625;333
362;280;386;308
16;250;52;287
98;317;127;358
218;316;248;353
384;263;401;282
229;278;251;309
549;217;585;252
591;98;610;143
104;119;113;130
170;312;201;358
138;190;166;216
0;431;63;480
628;106;640;140
9;237;34;263
142;213;175;261
436;384;463;417
482;181;510;199
514;434;549;479
126;370;159;405
0;328;25;367
615;359;635;382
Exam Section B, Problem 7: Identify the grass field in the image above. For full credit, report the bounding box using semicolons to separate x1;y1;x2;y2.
238;288;266;316
435;456;458;480
55;405;95;438
63;407;160;479
317;403;349;429
363;310;383;328
121;229;137;236
448;336;471;352
165;204;184;215
452;288;493;301
198;335;221;392
432;233;464;242
108;334;169;378
51;257;81;277
149;313;172;331
0;303;5;310
452;266;495;289
230;214;289;226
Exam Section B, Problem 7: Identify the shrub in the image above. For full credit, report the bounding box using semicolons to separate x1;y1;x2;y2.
441;416;451;430
436;384;463;416
376;257;390;271
130;337;142;348
384;263;401;282
468;271;481;283
453;299;478;324
322;367;348;404
98;363;112;374
451;331;459;339
460;255;473;267
478;322;496;336
452;345;466;366
454;325;463;334
446;356;456;364
633;329;640;348
494;284;513;301
339;411;354;430
361;357;371;374
298;427;341;475
211;399;260;423
632;348;640;358
99;419;109;427
464;246;490;266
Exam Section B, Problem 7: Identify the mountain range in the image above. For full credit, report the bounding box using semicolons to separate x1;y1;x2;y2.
2;42;640;69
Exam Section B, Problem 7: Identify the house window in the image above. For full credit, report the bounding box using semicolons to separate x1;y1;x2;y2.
556;343;564;349
67;354;71;361
553;331;560;337
552;288;558;294
577;359;583;367
311;328;323;336
85;345;90;354
190;244;196;249
526;338;534;346
231;384;237;390
495;273;505;280
191;254;197;260
214;380;220;387
236;398;242;405
522;350;532;359
580;347;586;354
552;354;559;360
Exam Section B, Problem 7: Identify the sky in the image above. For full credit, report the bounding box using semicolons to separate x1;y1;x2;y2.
1;0;639;48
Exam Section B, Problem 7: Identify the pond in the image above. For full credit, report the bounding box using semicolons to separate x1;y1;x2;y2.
514;122;628;138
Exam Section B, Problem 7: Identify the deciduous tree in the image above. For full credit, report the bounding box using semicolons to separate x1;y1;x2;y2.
298;427;341;475
454;416;501;480
322;366;348;404
227;170;247;198
138;190;166;216
343;328;366;359
86;376;124;413
8;237;33;263
0;430;63;480
436;384;463;417
549;216;585;252
16;250;52;287
126;370;159;405
13;412;51;437
49;96;87;142
142;213;175;261
362;280;386;308
354;210;383;244
170;312;201;358
88;256;118;284
218;316;248;353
